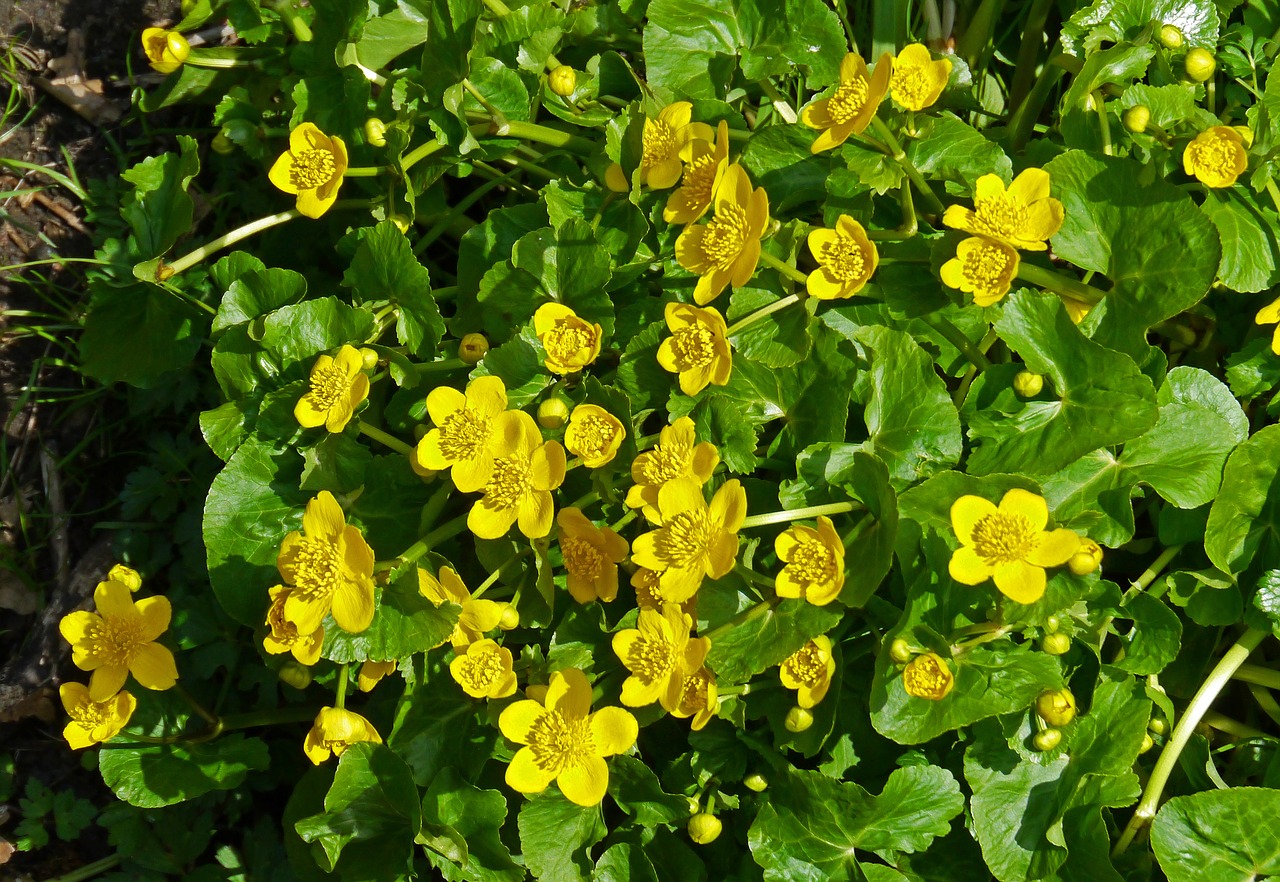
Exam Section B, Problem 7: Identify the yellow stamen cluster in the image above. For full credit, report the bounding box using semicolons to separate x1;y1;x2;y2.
902;652;955;700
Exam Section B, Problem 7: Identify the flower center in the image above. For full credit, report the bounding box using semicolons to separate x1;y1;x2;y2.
680;154;719;206
438;407;490;462
670;324;716;370
459;646;505;690
87;617;145;668
72;699;111;728
305;363;349;413
828;77;871;124
970;512;1036;565
545;320;593;363
961;242;1014;289
561;536;605;577
700;204;750;268
268;596;303;641
290;148;337;189
819;235;867;282
642;120;678;169
639;441;692;485
972;195;1029;241
527;710;594;773
656;510;713;568
625;633;676;683
290;536;344;603
782;641;829;686
903;656;950;698
1189;135;1241;177
678;671;711;712
632;569;663;607
569;414;618;461
787;539;836;587
891;67;930;106
485;454;532;510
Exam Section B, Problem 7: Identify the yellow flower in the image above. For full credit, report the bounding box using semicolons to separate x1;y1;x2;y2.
564;405;625;468
626;416;719;522
294;344;370;433
557;507;629;604
498;668;638;806
802;52;892;153
889;43;952;111
303;706;382;765
1256;295;1280;354
418;565;505;648
902;652;954;700
779;635;835;708
108;564;142;592
671;667;718;730
449;638;517;699
656;302;732;396
664;120;730;225
263;585;324;666
641;102;714;190
1183;126;1249;188
415;375;508;492
268;123;349;219
534;304;603;375
775;516;845;606
631;567;698;618
948;489;1081;604
806;215;879;300
630;478;746;603
467;411;566;540
59;580;178;701
277;490;377;634
357;660;396;692
141;28;189;74
59;683;135;749
612;602;710;712
675;164;770;305
942;169;1064;251
940;236;1021;306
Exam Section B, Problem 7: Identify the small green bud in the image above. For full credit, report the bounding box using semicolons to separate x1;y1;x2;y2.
1041;633;1072;656
548;65;577;98
278;660;313;690
364;117;388;147
688;813;722;844
743;773;768;792
1158;24;1184;50
211;132;236;155
1123;105;1151;134
359;347;379;371
537;397;570;430
785;706;813;732
1045;615;1062;633
459;332;490;365
1035;688;1077;727
1139;733;1155;753
1185;48;1216;83
498;603;520;630
1068;540;1104;576
1148;717;1168;736
888;637;914;664
1013;370;1044;398
1033;728;1062;751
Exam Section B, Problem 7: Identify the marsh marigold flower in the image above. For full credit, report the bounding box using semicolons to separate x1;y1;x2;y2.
269;123;349;219
657;302;732;396
676;164;769;305
664;120;730;226
630;479;746;603
141;28;189;74
357;660;396;692
468;411;566;540
626;416;719;522
672;667;718;730
1256;295;1280;354
415;376;508;492
780;635;835;708
277;490;377;634
450;638;517;699
775;516;845;606
303;706;382;765
419;565;504;647
613;603;709;712
631;567;697;617
890;43;952;111
534;304;602;375
108;564;142;592
943;169;1064;251
557;507;629;604
498;668;638;806
940;236;1021;306
948;489;1080;604
59;580;178;701
564;404;625;468
59;683;136;749
263;585;324;666
295;344;370;433
902;652;954;700
806;215;878;300
802;52;892;153
641;102;714;190
1183;126;1249;188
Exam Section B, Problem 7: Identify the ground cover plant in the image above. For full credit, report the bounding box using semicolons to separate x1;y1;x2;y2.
24;0;1280;878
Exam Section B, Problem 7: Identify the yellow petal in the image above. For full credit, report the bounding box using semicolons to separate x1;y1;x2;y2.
1027;528;1081;568
506;747;557;794
135;595;172;641
499;700;546;744
998;488;1049;532
950;495;997;544
304;491;346;540
948;546;993;586
993;559;1046;603
1256;296;1280;325
295;186;338;219
426;386;467;427
331;582;375;633
295;395;330;429
451;449;495;493
709;479;747;531
94;580;137;619
268;152;301;195
1008;167;1052;204
549;668;593;719
89;664;129;702
467;375;508;418
557;755;610;806
59;610;100;646
469;497;518;540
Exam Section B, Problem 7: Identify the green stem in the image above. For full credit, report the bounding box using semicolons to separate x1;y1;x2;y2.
1266;180;1280;217
1112;627;1268;856
756;251;809;286
343;166;390;178
219;705;319;730
481;0;510;13
1231;663;1280;691
415;167;523;254
37;855;121;882
472;549;531;599
1009;53;1068;152
870;117;946;217
174;683;219;727
1130;545;1183;593
166;210;299;275
1248;683;1280;728
610;509;640;533
462;78;506;121
358;420;414;456
704;596;782;643
726;293;801;336
335;663;350;709
416;356;467;373
402;139;444;172
922;314;992;370
494;120;595;154
1093;91;1113;155
1202;709;1265;739
1015;263;1108;305
1007;0;1056;113
185;55;250;70
390;512;472;570
870;183;918;241
739;501;862;529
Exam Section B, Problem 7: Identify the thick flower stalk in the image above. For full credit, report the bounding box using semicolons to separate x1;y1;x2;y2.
59;580;178;700
942;168;1064;251
1183;125;1249;188
268;123;349;219
449;638;517;699
630;478;746;602
664;120;730;225
294;344;370;432
262;585;324;666
564;404;625;468
59;683;136;749
902;652;955;700
277;490;377;634
675;164;769;305
657;302;732;396
418;565;505;647
780;635;835;708
303;707;382;765
940;236;1021;306
889;43;952;111
806;215;879;300
626;416;719;522
534;303;603;375
775;516;846;606
414;375;508;491
499;668;638;806
802;51;892;153
467;410;566;539
612;602;710;712
557;507;629;604
948;489;1080;604
640;102;714;189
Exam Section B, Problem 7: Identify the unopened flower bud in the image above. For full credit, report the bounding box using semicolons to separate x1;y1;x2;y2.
687;813;722;844
1148;717;1167;735
1013;370;1044;398
498;603;520;630
604;162;629;193
743;773;768;792
888;637;914;664
537;397;570;430
364;117;388;147
359;347;379;371
1041;633;1072;656
1045;615;1061;633
1035;688;1077;727
1185;48;1216;83
211;132;236;155
1159;24;1184;50
390;214;412;234
1139;733;1154;753
141;28;190;74
1033;728;1062;751
458;333;489;364
548;65;577;98
1123;105;1151;134
278;660;313;690
108;564;143;592
785;706;813;732
1068;539;1103;576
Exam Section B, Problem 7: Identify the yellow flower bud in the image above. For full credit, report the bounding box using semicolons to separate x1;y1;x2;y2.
1035;688;1077;727
688;813;722;844
1045;615;1061;633
743;773;768;792
1041;633;1071;656
784;706;813;732
212;132;236;155
1068;540;1103;576
1013;370;1044;398
359;347;379;371
888;638;914;664
1139;733;1154;753
604;162;630;193
458;332;490;364
498;603;520;630
1123;105;1151;134
1033;728;1062;751
1149;717;1168;735
390;214;412;234
108;564;143;592
537;397;570;430
548;65;577;98
1159;24;1184;49
1185;48;1216;82
278;660;314;690
364;117;388;147
141;28;191;74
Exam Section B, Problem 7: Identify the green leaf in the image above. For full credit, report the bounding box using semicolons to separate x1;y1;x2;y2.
1062;0;1220;53
1039;449;1136;546
517;789;607;882
1227;337;1280;401
593;843;660;882
965;290;1158;476
1206;424;1280;575
421;768;523;882
300;433;374;494
80;282;206;387
471;329;553;409
748;766;964;880
1152;788;1280;882
1167;567;1243;626
420;0;482;86
511;219;615;341
1120;83;1212;129
390;663;494;786
898;470;1041;534
349;454;433;558
704;595;842;685
740;124;839;213
260;297;376;369
343;221;444;358
321;570;456;663
606;756;691;828
1200;189;1280;293
726;287;813;369
213;267;308;333
121;135;200;258
615;322;669;413
352;5;429;70
1111;592;1182;675
99;735;269;809
904;112;1012;191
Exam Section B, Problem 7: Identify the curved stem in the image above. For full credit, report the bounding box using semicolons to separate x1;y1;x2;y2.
1016;263;1108;305
727;293;801;336
335;663;350;709
922;314;992;370
1232;663;1280;691
38;854;121;882
1130;545;1183;593
494;119;595;154
343;166;390;178
358;420;414;457
472;548;531;599
869;117;946;217
739;501;862;529
757;251;809;286
166;210;300;275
